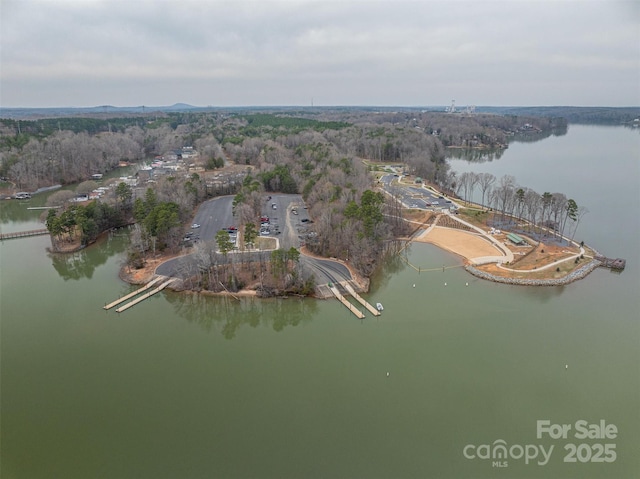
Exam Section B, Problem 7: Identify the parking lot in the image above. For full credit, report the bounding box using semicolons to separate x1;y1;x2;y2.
380;174;457;211
183;194;311;251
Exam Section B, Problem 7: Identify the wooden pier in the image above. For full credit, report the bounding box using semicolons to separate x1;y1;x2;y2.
328;283;365;319
595;255;626;270
115;279;175;313
342;283;381;316
103;276;166;310
0;229;49;241
103;276;175;313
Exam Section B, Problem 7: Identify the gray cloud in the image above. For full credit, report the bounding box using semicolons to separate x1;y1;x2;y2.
1;0;638;107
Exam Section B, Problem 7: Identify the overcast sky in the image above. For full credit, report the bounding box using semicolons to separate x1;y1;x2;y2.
1;0;638;108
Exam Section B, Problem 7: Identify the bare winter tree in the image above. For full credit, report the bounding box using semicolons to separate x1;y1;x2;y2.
477;172;496;209
523;188;542;231
493;175;516;221
46;190;76;207
550;193;568;238
570;205;589;244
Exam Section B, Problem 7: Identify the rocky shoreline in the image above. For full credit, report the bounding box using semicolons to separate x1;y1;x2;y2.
464;260;602;286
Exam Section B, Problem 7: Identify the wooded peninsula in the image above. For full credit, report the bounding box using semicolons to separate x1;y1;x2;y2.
1;107;634;294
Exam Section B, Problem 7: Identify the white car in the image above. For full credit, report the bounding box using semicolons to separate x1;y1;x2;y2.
191;223;200;228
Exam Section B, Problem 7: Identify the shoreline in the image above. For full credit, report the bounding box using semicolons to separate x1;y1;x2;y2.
58;213;604;293
408;220;605;285
465;260;602;286
118;246;369;299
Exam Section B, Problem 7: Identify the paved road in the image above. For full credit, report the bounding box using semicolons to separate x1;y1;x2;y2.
300;256;352;285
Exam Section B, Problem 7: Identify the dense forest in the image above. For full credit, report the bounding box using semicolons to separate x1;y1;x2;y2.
1;109;571;280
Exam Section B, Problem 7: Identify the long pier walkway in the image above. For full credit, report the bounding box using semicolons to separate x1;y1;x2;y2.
0;229;49;241
103;276;175;313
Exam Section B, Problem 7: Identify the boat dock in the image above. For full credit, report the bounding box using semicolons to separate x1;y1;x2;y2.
329;284;365;319
103;276;175;313
342;283;381;316
0;228;49;241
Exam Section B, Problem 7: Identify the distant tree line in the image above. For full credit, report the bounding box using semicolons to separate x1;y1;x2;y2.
478;106;639;125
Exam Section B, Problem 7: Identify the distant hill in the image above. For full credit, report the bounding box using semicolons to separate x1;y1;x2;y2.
0;103;201;119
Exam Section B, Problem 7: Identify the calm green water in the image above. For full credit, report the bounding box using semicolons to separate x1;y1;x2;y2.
1;125;639;478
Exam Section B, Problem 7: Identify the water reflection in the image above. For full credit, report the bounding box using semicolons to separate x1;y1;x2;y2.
445;127;568;164
0;197;48;224
368;242;410;294
48;229;129;280
519;283;567;302
512;125;567;142
446;147;506;163
166;292;319;339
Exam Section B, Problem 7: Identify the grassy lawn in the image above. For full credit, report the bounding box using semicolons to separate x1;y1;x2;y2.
254;236;277;250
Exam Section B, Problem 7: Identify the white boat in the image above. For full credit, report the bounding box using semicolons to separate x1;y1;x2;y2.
376;302;384;312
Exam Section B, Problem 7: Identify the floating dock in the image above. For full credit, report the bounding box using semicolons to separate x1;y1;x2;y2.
103;276;165;310
115;278;176;313
103;276;175;313
329;284;365;319
342;282;380;316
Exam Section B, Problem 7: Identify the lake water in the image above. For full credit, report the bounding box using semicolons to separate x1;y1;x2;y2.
1;125;639;478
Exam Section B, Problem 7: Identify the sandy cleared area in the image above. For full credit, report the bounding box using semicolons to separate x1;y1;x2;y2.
414;226;502;261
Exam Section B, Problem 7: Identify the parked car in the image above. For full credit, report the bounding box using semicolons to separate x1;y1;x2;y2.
191;223;200;228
